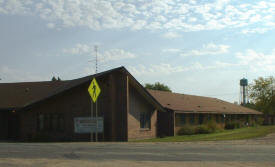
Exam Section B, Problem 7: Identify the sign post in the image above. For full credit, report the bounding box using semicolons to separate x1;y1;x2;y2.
88;78;101;142
90;99;93;142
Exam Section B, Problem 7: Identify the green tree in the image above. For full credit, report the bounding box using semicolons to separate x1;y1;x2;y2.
249;76;275;114
51;76;57;81
145;82;172;92
51;76;61;81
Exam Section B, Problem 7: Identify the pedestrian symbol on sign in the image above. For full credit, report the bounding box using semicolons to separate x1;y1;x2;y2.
88;78;101;103
93;82;96;98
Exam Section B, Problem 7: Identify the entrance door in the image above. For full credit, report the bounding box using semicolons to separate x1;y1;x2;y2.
0;111;19;141
7;112;19;140
0;112;9;140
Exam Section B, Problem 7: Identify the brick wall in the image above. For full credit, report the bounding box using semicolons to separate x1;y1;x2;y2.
128;85;157;140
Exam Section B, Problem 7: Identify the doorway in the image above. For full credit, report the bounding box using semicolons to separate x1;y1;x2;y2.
0;111;19;141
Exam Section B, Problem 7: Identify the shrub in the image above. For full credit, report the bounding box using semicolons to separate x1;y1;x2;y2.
250;121;257;127
177;125;196;135
256;117;264;125
178;120;225;135
225;121;243;130
206;120;218;132
225;122;235;129
196;125;212;134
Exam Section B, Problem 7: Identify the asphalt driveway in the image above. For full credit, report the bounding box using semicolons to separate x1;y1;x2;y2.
0;133;275;167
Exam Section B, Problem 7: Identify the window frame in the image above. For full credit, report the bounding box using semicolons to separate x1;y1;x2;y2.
140;111;151;129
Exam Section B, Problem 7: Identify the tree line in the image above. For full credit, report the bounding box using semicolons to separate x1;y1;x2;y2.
248;76;275;115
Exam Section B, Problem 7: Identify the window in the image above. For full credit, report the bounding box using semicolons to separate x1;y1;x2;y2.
180;115;185;125
246;115;249;122
52;114;58;130
38;114;44;131
37;113;65;132
45;114;51;130
58;115;65;131
216;115;220;123
140;111;151;129
207;114;211;121
189;114;195;124
199;114;204;124
221;114;225;123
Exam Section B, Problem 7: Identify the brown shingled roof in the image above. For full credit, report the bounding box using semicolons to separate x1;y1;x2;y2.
0;67;164;112
148;89;262;115
0;67;130;110
0;81;69;110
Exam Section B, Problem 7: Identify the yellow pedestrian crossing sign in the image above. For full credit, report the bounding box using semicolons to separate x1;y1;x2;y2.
88;78;101;103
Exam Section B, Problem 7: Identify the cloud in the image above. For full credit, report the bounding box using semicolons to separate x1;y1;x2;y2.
131;20;146;30
128;64;186;76
241;27;272;34
161;31;182;39
63;44;136;62
47;23;55;29
1;0;275;33
102;48;136;61
181;43;230;57
162;48;181;53
63;44;93;55
0;0;32;15
0;66;49;82
236;49;275;71
128;61;236;76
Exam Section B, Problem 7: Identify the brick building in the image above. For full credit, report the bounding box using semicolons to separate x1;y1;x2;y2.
0;67;164;141
149;90;262;136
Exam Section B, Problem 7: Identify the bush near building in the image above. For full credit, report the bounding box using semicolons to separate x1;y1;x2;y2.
177;119;263;135
177;121;223;135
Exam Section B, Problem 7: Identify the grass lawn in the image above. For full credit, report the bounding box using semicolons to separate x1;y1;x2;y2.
136;125;275;142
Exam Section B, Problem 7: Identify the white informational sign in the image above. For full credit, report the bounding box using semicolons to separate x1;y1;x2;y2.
74;117;104;133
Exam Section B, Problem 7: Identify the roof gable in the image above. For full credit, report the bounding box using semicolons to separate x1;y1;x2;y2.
0;67;164;112
0;67;124;110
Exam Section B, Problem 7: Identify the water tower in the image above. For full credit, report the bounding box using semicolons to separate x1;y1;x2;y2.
240;78;248;105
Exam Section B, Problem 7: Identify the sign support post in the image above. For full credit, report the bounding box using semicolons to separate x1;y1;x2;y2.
88;78;101;142
90;99;93;142
96;101;98;142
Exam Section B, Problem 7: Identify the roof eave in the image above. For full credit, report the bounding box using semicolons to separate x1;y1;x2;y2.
173;110;262;115
0;107;20;111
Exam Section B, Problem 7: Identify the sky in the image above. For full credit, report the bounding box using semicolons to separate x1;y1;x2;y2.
1;0;275;103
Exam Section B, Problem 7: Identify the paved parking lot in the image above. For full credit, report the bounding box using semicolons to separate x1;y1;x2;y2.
1;134;275;167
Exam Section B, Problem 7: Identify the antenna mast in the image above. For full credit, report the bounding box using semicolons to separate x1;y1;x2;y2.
94;45;98;74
